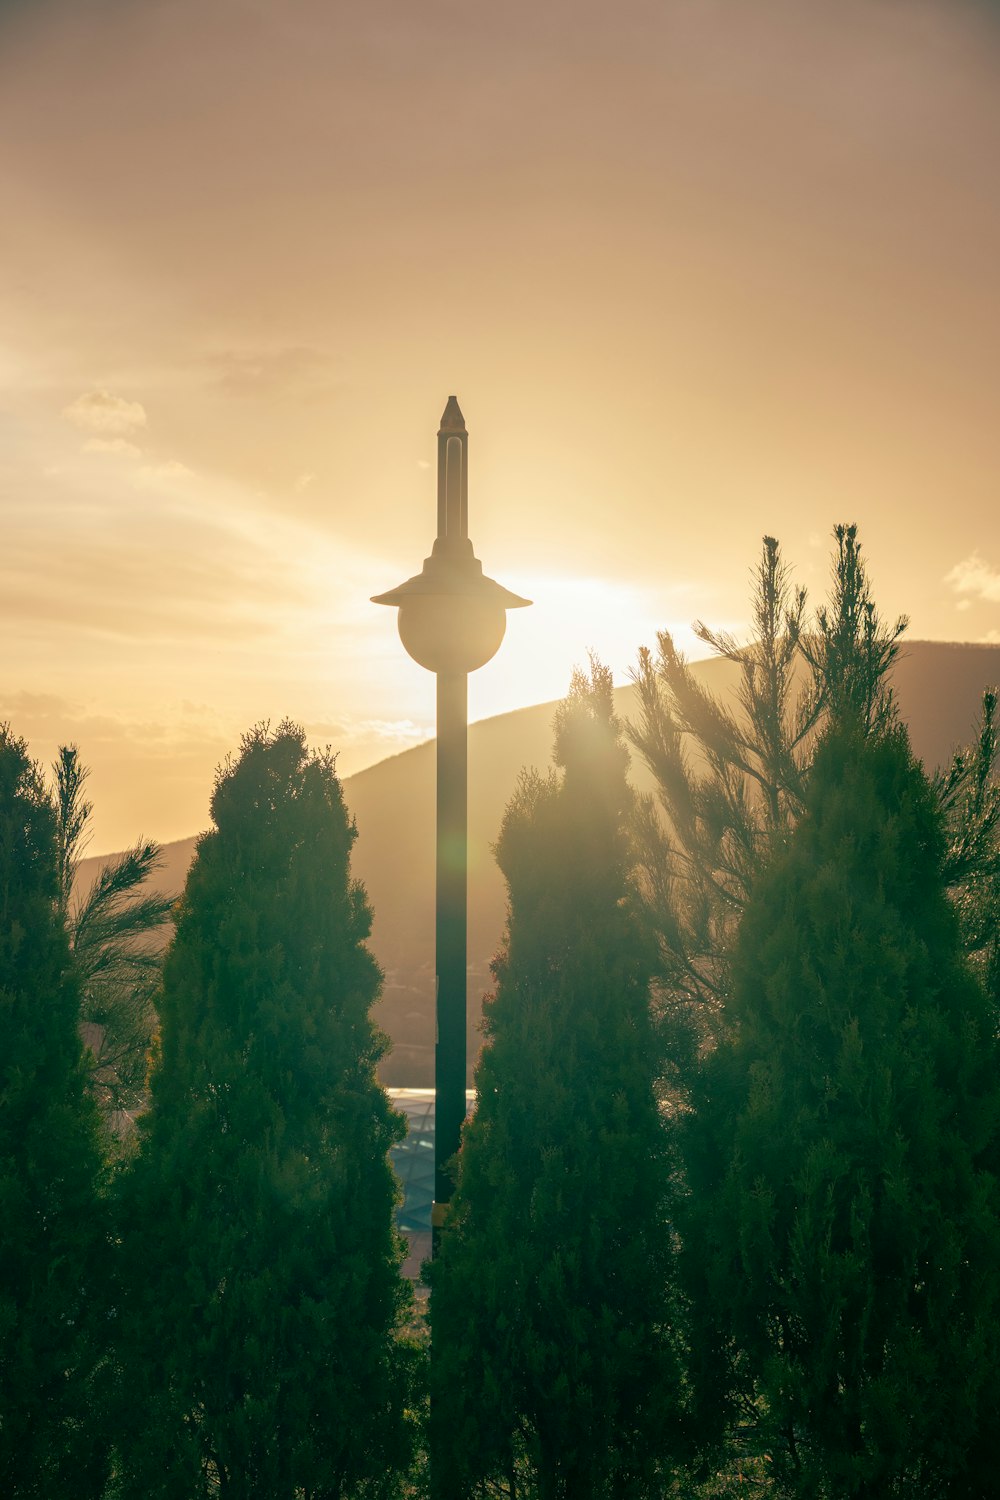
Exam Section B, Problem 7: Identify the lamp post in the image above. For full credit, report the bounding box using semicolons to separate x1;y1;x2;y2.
373;397;529;1252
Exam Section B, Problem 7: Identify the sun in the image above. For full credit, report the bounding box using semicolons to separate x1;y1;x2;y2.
466;572;706;725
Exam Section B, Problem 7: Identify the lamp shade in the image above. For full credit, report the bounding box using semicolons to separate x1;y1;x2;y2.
372;541;529;675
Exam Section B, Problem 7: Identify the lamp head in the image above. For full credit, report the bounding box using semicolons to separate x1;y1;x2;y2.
372;397;530;674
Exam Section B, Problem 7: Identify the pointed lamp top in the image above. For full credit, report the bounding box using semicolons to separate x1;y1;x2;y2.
439;395;466;434
372;396;530;674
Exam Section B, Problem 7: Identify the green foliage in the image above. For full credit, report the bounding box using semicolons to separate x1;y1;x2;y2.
114;722;416;1498
428;665;683;1500
0;727;109;1498
936;688;1000;1012
54;745;174;1119
629;525;906;1018
683;722;1000;1496
797;524;906;736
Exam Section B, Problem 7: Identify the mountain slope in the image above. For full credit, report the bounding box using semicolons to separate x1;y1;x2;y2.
78;641;1000;1083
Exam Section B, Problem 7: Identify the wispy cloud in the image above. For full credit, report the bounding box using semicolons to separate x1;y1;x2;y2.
305;716;427;747
0;688;431;851
0;423;407;689
83;436;142;456
63;389;148;436
0;688;235;851
134;459;195;487
204;347;334;400
944;554;1000;605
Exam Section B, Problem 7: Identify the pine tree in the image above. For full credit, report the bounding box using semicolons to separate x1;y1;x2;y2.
114;723;415;1499
683;721;1000;1496
428;665;683;1500
0;727;109;1498
628;525;906;1022
936;688;1000;1016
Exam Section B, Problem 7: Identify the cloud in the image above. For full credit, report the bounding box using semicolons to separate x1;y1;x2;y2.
134;459;195;486
305;716;426;746
0;441;396;661
293;471;315;492
0;690;79;730
83;436;142;456
204;347;333;400
944;554;1000;605
983;629;1000;645
62;389;148;436
0;687;234;851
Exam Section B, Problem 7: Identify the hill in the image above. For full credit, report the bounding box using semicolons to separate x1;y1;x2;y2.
78;641;1000;1084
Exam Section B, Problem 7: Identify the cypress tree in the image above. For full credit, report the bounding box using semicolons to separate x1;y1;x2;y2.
115;723;414;1499
0;726;109;1498
684;722;1000;1496
428;665;683;1500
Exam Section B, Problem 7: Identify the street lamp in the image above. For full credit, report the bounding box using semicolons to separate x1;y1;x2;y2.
373;396;530;1251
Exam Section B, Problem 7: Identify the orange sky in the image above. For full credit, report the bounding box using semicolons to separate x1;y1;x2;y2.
2;0;999;851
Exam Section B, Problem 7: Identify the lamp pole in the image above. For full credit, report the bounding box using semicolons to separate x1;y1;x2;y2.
373;397;529;1252
434;664;467;1245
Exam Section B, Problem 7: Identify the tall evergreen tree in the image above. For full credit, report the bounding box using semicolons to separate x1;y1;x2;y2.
428;665;683;1500
683;721;1000;1496
628;524;906;1023
114;723;415;1499
0;727;109;1498
936;688;1000;1016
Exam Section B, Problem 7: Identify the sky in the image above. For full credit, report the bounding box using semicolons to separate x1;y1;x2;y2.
2;0;999;852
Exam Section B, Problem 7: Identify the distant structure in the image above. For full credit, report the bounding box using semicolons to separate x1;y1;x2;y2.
373;397;529;1252
388;1088;475;1278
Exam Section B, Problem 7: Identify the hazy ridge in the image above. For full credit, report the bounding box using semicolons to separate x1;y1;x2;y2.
78;641;1000;1084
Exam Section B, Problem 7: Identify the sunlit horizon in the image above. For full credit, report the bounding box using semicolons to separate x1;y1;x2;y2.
3;0;1000;851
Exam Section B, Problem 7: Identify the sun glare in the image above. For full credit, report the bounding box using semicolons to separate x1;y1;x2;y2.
467;572;709;725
